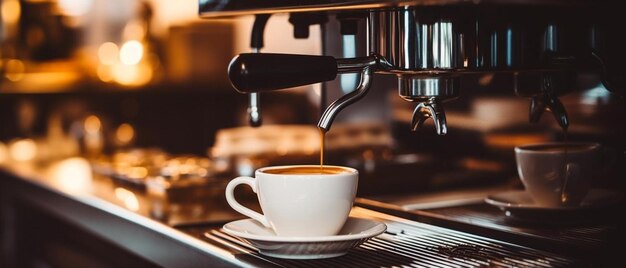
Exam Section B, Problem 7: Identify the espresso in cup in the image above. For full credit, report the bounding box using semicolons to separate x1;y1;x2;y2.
225;165;358;237
522;143;597;152
515;142;601;207
263;166;349;175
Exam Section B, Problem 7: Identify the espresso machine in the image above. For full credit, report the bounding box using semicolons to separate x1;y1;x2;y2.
201;0;624;137
200;0;626;197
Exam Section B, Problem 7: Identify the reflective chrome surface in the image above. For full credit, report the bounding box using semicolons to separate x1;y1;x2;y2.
411;99;448;135
336;56;380;73
398;77;459;135
247;92;262;127
369;9;463;72
221;2;624;134
514;71;575;130
529;93;569;130
398;76;459;101
368;7;464;135
247;47;262;127
199;0;605;18
318;66;374;131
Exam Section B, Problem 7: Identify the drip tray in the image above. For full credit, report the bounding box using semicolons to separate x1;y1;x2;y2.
200;207;585;267
356;189;625;258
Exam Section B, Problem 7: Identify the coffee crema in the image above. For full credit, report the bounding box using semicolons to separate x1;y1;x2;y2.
263;166;349;175
521;143;596;153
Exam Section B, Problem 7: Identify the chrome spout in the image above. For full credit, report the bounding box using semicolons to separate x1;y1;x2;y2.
318;66;374;132
514;72;572;130
399;76;459;135
411;99;448;135
529;93;569;130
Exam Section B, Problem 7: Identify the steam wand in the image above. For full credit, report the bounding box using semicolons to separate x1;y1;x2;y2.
247;14;271;127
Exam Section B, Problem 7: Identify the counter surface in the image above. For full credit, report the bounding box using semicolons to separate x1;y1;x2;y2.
1;157;624;267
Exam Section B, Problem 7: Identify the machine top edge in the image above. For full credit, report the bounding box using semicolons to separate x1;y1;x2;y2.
199;0;610;18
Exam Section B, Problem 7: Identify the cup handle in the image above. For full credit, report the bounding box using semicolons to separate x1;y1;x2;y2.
225;176;271;228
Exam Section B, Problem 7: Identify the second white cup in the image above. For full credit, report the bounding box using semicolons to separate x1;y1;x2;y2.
515;142;601;207
225;165;358;237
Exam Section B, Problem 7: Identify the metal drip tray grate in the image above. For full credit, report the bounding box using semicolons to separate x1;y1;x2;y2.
423;204;614;250
202;207;583;267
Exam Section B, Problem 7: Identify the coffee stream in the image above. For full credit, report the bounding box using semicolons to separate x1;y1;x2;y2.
561;128;570;204
264;129;338;175
264;166;346;175
320;129;325;172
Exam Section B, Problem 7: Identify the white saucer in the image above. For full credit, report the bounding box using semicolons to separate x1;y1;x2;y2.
485;189;624;222
218;216;386;259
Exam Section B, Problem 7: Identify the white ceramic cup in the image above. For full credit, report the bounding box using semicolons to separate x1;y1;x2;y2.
225;165;358;237
515;142;601;207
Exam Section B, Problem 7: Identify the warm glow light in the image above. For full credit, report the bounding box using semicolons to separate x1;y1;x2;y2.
123;21;146;41
112;64;137;85
57;0;93;16
49;158;93;193
303;143;317;155
114;187;140;211
9;139;37;162
98;42;119;66
84;115;101;134
116;123;135;144
111;62;152;86
5;59;25;82
97;65;113;82
119;40;143;65
484;134;549;148
478;74;495;86
1;0;20;24
0;142;8;164
276;145;288;156
127;166;148;179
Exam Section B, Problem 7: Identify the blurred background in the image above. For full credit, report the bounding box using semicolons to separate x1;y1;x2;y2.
0;0;321;153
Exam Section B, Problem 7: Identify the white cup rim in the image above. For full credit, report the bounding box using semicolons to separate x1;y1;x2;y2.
256;165;358;176
514;142;601;154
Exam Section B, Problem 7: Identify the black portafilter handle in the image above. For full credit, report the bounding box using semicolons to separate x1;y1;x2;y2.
228;53;338;93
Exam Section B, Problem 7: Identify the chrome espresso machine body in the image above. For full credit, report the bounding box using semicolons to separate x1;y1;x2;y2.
200;0;625;136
